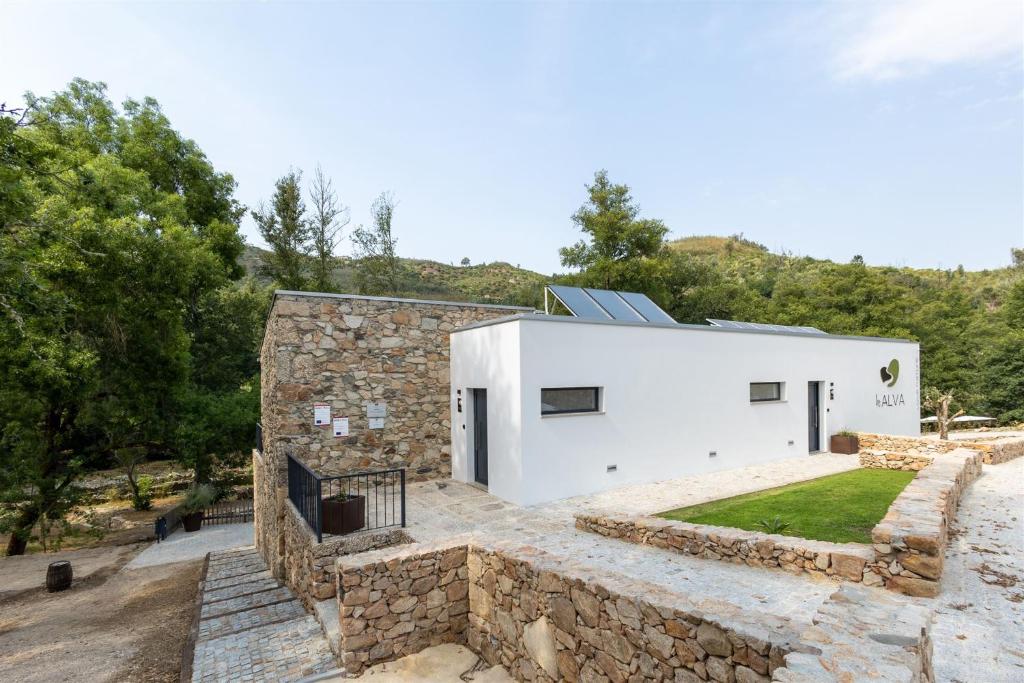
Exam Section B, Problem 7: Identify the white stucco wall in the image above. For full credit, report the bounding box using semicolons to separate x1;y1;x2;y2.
450;316;920;506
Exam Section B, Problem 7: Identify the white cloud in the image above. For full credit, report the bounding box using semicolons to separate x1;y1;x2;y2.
833;0;1023;80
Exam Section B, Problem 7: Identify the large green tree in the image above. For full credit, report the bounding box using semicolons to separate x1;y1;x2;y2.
352;192;401;296
559;170;669;293
0;80;251;555
253;170;309;290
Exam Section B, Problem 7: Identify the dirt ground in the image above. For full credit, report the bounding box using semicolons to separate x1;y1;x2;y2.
0;543;202;682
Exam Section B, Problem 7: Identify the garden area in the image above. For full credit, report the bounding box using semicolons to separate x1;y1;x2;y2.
659;468;916;544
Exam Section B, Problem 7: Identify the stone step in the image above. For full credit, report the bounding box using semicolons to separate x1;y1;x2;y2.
312;598;342;658
201;586;297;620
198;599;308;641
206;569;274;591
191;615;336;683
207;557;268;576
204;577;281;604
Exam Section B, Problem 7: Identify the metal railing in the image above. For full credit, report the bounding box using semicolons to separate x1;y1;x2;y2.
202;497;254;526
287;452;406;542
255;422;263;454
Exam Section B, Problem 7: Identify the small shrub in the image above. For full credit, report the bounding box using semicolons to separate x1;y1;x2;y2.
132;475;154;511
755;516;792;535
183;483;217;514
836;429;858;437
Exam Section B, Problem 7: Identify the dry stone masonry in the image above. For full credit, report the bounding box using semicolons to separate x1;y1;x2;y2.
857;431;1024;465
858;451;933;471
333;538;935;682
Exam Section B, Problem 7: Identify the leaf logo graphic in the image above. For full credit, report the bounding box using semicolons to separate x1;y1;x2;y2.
879;359;899;387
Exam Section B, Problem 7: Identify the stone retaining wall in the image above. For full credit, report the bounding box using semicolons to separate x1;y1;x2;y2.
574;514;875;585
857;431;1024;465
858;450;932;471
280;499;411;607
336;538;471;673
335;539;934;681
867;448;982;597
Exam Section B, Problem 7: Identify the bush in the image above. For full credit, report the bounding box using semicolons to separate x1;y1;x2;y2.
183;483;217;514
754;516;792;535
131;475;155;511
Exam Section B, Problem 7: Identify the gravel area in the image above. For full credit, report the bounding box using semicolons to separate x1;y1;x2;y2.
127;522;253;568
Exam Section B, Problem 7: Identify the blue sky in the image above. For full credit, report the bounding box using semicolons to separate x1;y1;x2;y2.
3;1;1022;274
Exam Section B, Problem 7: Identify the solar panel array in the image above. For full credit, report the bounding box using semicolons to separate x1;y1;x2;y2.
546;285;676;323
706;319;827;335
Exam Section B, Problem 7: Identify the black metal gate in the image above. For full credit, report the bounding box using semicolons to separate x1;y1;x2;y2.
202;498;254;526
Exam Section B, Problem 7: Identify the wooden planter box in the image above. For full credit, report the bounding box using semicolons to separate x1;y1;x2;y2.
322;494;366;535
830;434;860;454
182;511;204;532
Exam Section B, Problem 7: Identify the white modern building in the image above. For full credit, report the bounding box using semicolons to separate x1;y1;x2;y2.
449;287;920;506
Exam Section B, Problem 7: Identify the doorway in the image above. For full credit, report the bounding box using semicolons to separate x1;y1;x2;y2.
807;381;822;452
472;389;488;485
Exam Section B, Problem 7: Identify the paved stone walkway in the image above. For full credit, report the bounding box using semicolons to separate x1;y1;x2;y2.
189;546;336;682
403;454;860;628
127;521;254;568
928;457;1024;683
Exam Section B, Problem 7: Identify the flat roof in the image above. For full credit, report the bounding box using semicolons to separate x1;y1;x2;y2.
452;312;917;345
272;289;535;312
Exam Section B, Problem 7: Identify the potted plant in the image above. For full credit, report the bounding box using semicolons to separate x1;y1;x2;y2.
830;430;860;454
322;492;366;535
181;483;217;533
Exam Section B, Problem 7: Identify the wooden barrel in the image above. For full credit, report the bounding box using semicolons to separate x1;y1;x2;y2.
46;561;72;592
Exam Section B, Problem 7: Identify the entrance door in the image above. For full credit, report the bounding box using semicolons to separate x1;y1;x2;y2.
807;381;821;452
472;389;488;485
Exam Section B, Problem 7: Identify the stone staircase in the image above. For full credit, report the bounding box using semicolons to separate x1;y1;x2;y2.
188;546;339;682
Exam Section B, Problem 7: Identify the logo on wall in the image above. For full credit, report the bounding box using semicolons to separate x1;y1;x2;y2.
876;358;904;408
879;359;899;387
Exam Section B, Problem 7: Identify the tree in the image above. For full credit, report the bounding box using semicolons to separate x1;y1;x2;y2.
253;170;309;290
351;192;401;296
461;257;471;267
923;388;966;440
0;80;246;555
308;165;348;292
559;170;669;292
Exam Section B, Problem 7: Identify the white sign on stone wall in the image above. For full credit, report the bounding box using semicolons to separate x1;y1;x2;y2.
366;402;387;418
368;417;385;429
313;403;331;426
332;417;349;437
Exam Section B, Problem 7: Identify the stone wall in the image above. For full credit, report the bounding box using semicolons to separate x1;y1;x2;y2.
858;450;932;471
857;431;1024;465
256;291;526;585
334;539;935;681
336;538;472;673
867;448;982;597
575;515;875;585
280;499;411;607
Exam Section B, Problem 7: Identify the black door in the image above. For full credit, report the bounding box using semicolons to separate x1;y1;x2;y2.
807;381;821;452
472;389;488;485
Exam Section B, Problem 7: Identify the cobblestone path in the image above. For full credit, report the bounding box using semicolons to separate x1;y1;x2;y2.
189;546;336;682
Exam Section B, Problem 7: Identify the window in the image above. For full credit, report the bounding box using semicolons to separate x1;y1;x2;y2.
541;387;601;415
750;382;783;402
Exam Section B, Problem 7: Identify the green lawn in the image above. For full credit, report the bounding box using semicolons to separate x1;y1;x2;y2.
658;469;916;544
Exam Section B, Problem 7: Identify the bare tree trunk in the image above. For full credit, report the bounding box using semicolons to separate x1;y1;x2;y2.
4;508;38;556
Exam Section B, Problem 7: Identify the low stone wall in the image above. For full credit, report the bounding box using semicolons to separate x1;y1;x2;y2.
857;431;1024;465
335;539;935;681
253;448;287;578
859;450;932;471
575;514;875;585
868;448;982;597
336;538;471;674
281;499;410;606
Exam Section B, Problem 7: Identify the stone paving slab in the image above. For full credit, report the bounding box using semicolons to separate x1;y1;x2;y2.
201;586;297;619
127;523;254;569
205;569;273;590
205;576;281;603
191;615;335;683
198;599;308;640
205;560;270;581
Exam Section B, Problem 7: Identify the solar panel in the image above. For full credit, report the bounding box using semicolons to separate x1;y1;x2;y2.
546;285;676;323
547;285;611;320
706;319;827;335
584;288;646;322
617;291;676;323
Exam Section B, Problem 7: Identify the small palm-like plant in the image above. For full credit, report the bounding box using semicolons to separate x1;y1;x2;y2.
755;516;791;535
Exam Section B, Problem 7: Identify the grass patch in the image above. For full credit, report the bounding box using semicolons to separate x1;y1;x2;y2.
659;469;916;544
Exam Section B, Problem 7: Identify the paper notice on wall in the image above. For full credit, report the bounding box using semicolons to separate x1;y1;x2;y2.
313;403;331;426
366;402;387;418
368;417;385;429
332;417;349;437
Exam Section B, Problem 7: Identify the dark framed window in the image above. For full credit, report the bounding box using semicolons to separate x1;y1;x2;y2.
541;387;601;415
750;382;783;402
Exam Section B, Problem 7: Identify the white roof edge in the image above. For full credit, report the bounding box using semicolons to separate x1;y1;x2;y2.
452;312;918;344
